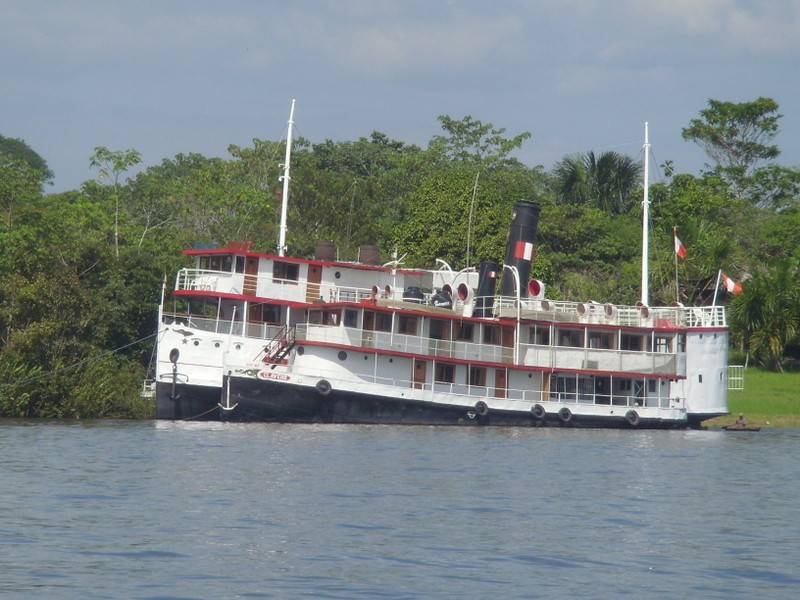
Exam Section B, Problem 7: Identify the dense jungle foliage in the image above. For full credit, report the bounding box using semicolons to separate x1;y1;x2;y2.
1;97;799;418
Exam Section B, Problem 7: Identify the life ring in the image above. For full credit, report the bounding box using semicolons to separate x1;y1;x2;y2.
625;410;640;427
558;407;572;424
531;404;546;420
315;379;332;396
474;401;489;417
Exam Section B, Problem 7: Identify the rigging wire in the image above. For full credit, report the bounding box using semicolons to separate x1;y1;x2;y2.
1;331;161;389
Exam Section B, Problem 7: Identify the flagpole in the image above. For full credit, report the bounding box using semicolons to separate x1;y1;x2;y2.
673;226;679;303
640;123;650;306
711;269;722;307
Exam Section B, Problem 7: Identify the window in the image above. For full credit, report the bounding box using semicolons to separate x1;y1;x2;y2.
588;332;612;349
648;380;657;393
557;329;583;347
455;322;473;341
261;304;280;324
529;326;550;345
363;311;375;330
553;375;577;400
483;325;501;345
398;315;418;335
273;261;299;283
375;312;392;332
344;309;358;328
468;366;487;387
209;256;224;271
655;336;670;353
620;334;642;351
429;319;445;340
235;256;245;273
435;362;456;383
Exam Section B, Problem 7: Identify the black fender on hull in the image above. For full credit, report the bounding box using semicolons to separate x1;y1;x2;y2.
219;376;691;429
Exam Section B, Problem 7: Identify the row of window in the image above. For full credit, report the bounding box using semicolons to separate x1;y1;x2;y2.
434;362;489;386
197;256;305;283
198;254;245;274
305;308;683;352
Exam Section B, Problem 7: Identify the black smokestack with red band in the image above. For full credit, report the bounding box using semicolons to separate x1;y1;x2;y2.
501;201;540;298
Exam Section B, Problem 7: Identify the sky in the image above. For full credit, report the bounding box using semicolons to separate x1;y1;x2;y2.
2;0;799;193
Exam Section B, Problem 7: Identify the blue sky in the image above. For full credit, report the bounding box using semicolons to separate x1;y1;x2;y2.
2;0;799;192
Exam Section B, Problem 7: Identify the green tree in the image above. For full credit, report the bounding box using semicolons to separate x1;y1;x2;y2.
90;147;142;258
429;115;531;169
0;157;43;228
552;151;642;214
682;97;785;201
0;134;53;183
728;258;800;370
682;97;781;175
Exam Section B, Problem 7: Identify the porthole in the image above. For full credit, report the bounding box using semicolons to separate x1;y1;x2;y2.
235;343;241;350
194;340;200;346
335;271;341;279
338;351;348;361
297;346;305;356
214;342;221;348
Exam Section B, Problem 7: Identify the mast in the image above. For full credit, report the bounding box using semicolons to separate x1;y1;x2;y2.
640;122;650;305
277;99;296;257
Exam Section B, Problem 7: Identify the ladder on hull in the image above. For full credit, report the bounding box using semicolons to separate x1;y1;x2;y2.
260;324;296;365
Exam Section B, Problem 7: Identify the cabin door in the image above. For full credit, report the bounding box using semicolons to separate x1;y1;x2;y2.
305;264;322;303
501;326;515;363
541;372;551;403
494;368;507;399
595;375;611;404
413;359;427;390
244;256;258;296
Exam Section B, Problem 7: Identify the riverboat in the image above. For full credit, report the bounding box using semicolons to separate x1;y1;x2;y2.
153;116;730;427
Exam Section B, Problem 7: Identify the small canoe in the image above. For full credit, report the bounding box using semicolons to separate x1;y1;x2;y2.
723;426;761;432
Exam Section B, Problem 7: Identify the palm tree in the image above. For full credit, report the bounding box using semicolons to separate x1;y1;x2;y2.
553;150;642;214
728;258;800;370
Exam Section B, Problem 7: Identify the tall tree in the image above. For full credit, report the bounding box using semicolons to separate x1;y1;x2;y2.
682;97;785;201
682;97;781;175
0;135;53;184
429;115;531;169
90;147;142;258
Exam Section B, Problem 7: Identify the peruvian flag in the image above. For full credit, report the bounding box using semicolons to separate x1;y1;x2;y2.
514;240;535;261
721;273;743;295
673;228;686;259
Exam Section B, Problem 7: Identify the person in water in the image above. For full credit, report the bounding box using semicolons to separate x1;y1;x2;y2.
734;413;747;428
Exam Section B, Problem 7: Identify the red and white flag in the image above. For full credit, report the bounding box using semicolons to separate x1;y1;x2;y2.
721;273;743;295
514;240;535;261
673;228;686;259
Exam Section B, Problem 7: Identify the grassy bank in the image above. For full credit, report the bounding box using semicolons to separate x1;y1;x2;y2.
705;367;800;429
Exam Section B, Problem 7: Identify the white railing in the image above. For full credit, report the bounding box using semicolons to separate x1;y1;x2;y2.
494;296;726;328
176;268;240;294
279;361;683;410
163;312;284;340
728;365;744;390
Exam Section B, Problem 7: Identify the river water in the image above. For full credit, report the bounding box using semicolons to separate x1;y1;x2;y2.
1;420;799;599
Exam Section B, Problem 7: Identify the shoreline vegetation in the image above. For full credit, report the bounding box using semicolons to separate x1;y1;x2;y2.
704;367;800;429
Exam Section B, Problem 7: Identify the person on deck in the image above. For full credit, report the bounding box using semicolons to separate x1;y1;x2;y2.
734;413;747;429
